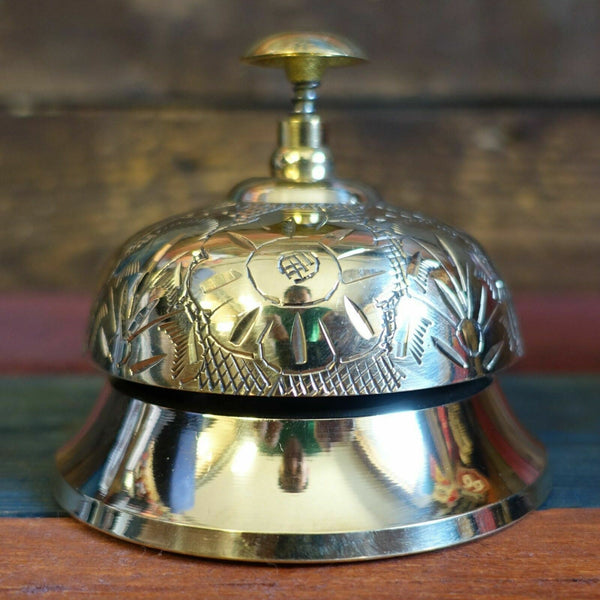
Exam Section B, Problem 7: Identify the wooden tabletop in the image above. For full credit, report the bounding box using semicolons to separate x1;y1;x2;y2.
2;511;599;599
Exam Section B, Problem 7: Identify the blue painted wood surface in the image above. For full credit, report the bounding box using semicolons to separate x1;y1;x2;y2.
1;375;598;516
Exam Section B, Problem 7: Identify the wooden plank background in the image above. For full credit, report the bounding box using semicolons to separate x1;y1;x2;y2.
1;108;599;292
2;0;600;106
1;1;599;293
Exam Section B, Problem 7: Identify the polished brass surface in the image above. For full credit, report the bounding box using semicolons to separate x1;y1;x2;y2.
242;31;367;83
56;31;547;561
55;381;549;562
88;201;521;397
271;114;334;182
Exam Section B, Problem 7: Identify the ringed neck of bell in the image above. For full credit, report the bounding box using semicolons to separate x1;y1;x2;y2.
230;78;380;206
270;81;335;184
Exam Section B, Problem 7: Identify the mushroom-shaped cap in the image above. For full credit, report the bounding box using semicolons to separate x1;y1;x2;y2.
242;31;367;82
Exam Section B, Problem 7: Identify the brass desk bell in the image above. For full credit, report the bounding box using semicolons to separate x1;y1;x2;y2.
55;32;549;562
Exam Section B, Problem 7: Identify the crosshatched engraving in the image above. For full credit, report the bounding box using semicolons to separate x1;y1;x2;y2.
278;250;320;283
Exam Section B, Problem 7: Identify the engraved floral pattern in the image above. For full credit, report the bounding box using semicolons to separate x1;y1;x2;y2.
89;201;522;397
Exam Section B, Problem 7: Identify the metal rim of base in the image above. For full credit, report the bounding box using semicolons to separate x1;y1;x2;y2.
54;470;550;563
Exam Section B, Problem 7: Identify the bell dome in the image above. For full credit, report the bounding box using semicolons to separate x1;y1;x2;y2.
89;194;521;396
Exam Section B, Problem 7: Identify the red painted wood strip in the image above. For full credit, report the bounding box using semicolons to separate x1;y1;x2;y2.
0;293;598;374
513;293;600;373
0;293;94;374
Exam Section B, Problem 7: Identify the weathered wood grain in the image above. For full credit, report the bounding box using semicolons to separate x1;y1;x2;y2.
1;108;599;291
0;511;598;599
2;1;600;107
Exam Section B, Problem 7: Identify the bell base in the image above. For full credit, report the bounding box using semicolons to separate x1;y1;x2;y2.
55;381;550;563
54;475;549;563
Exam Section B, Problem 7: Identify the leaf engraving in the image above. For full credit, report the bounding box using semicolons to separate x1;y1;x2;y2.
291;312;307;365
432;336;468;369
344;296;375;340
230;307;260;346
483;341;504;371
129;354;166;374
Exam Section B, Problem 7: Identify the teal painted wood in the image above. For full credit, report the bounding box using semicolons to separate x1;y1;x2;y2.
501;376;600;510
0;375;598;517
0;376;101;517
